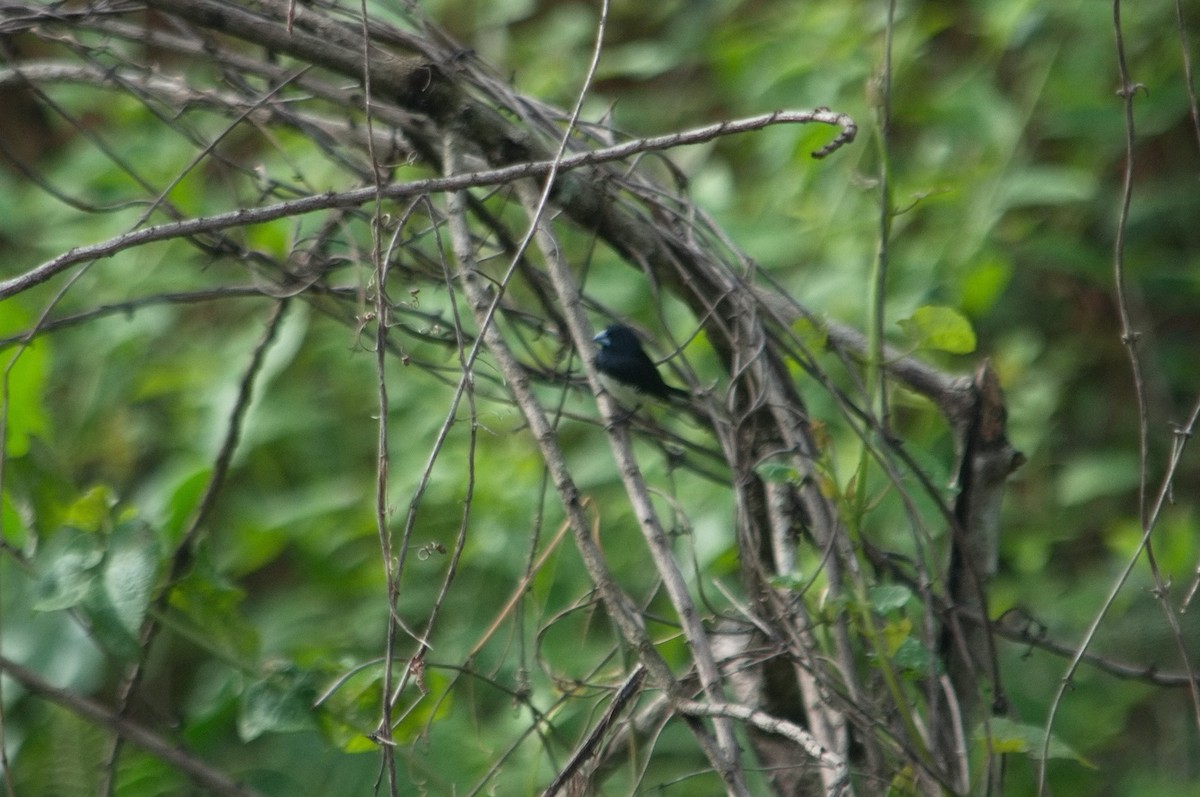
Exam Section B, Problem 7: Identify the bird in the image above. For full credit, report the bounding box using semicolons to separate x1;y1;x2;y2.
592;324;688;402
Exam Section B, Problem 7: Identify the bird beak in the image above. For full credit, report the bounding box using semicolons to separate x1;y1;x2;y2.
592;330;608;344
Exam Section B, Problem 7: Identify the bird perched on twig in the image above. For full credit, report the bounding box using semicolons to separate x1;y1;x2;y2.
592;324;688;402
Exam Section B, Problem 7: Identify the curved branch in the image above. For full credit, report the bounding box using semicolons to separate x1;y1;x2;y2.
0;108;853;301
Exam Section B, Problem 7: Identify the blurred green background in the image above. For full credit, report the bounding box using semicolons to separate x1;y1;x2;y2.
2;0;1199;794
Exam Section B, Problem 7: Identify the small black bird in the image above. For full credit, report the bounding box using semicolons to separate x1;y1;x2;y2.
593;324;688;401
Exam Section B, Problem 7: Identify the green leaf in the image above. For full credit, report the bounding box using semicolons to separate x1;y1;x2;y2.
960;254;1013;316
160;467;213;547
897;305;977;354
81;520;162;659
755;461;799;484
881;616;913;656
869;584;913;613
238;670;317;741
890;637;939;676
168;556;259;662
979;717;1093;766
0;341;50;459
62;486;118;533
885;765;920;797
10;703;106;795
790;315;829;352
1;493;28;549
99;521;161;636
34;534;104;612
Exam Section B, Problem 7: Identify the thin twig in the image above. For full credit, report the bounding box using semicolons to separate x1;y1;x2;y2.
1039;9;1198;786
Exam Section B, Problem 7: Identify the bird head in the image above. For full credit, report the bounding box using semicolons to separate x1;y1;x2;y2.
593;324;640;350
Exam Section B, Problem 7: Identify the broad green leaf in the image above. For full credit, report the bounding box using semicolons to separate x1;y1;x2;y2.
160;466;212;548
99;520;161;636
1;342;49;458
898;305;977;354
81;521;161;659
238;671;317;741
62;486;117;534
9;703;106;795
0;304;49;458
890;637;939;676
980;717;1093;765
869;584;913;613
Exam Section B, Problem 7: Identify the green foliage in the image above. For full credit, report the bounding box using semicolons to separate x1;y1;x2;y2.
898;305;977;354
869;583;914;614
238;668;319;741
0;338;49;460
1;0;1198;794
34;519;161;660
9;704;108;796
982;717;1091;766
